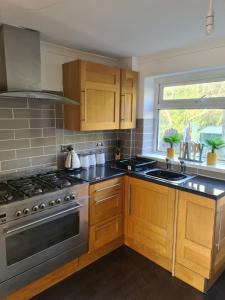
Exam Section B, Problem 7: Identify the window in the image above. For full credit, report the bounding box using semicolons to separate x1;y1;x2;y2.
155;75;225;161
163;81;225;101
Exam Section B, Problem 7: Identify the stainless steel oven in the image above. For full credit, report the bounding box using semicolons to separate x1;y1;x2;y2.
0;183;89;298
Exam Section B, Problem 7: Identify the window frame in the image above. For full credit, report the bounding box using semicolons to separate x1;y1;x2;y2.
153;68;225;153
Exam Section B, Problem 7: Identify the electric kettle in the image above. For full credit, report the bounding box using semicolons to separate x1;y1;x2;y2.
65;146;81;170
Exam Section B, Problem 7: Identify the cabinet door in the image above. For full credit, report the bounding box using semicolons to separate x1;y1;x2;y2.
80;61;120;131
176;191;215;278
89;177;123;225
125;177;175;271
120;69;137;129
89;215;123;251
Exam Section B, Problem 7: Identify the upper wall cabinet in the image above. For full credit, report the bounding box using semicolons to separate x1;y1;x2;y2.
63;60;138;131
63;60;120;131
120;69;138;129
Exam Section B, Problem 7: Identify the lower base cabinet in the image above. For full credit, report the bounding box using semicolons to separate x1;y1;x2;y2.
5;176;225;299
124;177;176;272
174;191;225;292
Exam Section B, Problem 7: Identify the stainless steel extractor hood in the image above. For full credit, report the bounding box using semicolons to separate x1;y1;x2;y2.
0;24;79;105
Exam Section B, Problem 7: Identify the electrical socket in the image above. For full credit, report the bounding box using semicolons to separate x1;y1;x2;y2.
96;142;103;147
61;144;73;153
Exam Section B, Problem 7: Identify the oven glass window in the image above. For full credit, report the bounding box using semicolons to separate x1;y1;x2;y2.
6;211;79;266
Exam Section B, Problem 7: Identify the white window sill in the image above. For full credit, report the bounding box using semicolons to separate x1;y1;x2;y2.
138;153;225;174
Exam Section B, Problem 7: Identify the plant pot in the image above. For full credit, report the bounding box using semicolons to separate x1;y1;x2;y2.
167;148;175;159
207;152;217;165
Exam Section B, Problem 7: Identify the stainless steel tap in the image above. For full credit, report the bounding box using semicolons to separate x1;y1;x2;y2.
179;160;186;173
165;158;172;170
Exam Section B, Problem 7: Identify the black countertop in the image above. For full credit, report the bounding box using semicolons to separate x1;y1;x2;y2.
64;165;126;184
64;164;225;200
130;172;225;200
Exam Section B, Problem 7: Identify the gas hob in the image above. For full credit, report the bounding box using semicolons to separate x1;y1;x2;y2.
0;171;88;224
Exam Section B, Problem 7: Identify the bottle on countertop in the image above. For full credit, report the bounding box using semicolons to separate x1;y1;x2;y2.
114;140;121;160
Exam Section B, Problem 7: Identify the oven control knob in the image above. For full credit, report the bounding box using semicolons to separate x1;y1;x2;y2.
49;200;55;207
32;205;39;212
70;194;76;200
64;196;70;202
39;203;46;210
23;208;30;215
15;210;22;217
55;198;62;204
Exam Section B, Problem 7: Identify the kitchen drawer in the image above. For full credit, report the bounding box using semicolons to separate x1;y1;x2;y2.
90;191;123;225
89;215;123;251
90;177;123;199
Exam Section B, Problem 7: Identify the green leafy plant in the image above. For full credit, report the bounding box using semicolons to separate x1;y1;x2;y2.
163;133;181;148
205;137;225;153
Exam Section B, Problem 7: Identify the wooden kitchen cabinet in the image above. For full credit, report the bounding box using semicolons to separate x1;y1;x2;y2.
175;192;215;279
124;177;176;272
174;191;225;292
63;60;120;131
88;177;124;251
89;177;123;225
120;69;138;129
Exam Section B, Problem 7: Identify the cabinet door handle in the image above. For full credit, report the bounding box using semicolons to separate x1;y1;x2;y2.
81;90;86;121
95;193;119;204
121;94;125;121
128;184;132;215
95;183;121;193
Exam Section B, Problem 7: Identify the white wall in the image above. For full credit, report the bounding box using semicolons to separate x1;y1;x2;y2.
137;41;225;119
40;42;121;91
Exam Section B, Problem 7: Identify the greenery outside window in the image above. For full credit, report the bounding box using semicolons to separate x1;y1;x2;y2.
155;77;225;161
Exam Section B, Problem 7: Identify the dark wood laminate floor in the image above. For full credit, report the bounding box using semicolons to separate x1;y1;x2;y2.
32;246;225;300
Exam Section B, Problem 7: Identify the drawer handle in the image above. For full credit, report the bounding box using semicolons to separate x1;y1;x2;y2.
95;183;121;193
121;94;125;121
95;193;120;204
81;90;86;122
128;184;132;215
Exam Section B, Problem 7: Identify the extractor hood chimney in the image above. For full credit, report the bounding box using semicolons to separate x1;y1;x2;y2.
0;24;79;105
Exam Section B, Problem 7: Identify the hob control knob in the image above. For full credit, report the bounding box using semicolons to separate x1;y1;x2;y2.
55;198;62;204
15;210;22;217
23;208;30;215
49;200;55;206
32;205;39;212
64;196;70;202
39;203;46;210
70;194;76;200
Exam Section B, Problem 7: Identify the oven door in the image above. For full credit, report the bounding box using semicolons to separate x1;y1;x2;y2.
0;201;88;283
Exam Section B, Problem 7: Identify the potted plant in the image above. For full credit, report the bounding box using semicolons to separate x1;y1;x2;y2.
163;132;181;159
205;137;225;165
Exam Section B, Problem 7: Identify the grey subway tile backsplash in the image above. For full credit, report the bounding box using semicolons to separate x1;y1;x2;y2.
0;109;13;118
16;148;44;159
28;99;54;109
0;130;14;140
0;139;30;151
0;98;27;108
0;119;29;129
0;150;15;161
0;97;118;173
29;118;55;128
15;129;43;139
1;158;31;171
44;146;57;155
31;137;56;147
31;155;57;167
14;109;55;119
43;128;56;137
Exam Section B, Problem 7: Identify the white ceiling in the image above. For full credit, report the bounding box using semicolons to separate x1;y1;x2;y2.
1;0;225;58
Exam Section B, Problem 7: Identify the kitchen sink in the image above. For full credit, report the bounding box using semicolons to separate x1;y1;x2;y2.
144;169;194;183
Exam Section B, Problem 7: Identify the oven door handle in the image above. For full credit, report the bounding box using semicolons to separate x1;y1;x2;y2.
5;205;83;235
